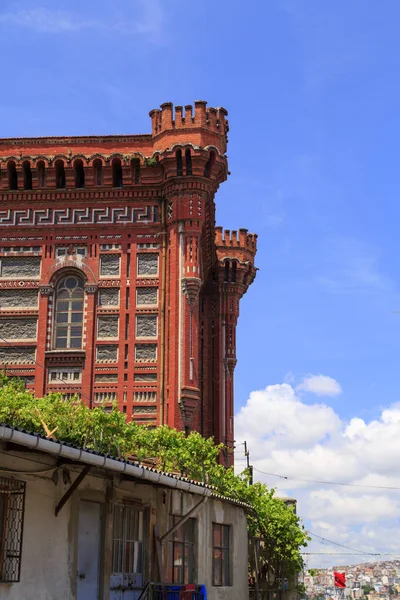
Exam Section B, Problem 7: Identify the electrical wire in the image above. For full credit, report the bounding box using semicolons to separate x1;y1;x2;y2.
307;531;376;556
250;466;400;491
0;335;93;405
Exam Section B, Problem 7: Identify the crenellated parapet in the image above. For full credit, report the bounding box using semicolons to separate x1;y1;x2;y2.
214;227;258;294
149;101;229;155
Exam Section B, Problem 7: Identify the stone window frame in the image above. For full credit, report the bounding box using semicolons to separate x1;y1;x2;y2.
97;315;120;340
136;253;159;278
136;287;158;307
99;254;121;278
135;314;158;340
0;256;42;280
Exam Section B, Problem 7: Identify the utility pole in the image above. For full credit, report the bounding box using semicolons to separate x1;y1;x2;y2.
244;441;253;485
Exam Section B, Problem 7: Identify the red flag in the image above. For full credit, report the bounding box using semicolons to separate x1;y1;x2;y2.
334;572;346;588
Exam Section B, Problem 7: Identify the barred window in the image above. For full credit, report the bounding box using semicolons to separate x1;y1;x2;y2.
167;516;195;585
0;477;26;583
212;523;231;587
112;505;143;579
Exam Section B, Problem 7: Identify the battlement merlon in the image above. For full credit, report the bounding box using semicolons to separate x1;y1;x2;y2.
150;101;229;154
215;226;257;257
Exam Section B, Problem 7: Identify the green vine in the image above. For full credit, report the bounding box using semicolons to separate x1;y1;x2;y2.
0;375;309;576
144;156;158;167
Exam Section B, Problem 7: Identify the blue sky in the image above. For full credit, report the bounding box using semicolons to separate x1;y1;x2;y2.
2;0;400;566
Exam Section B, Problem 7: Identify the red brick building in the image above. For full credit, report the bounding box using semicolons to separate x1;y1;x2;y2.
0;101;257;461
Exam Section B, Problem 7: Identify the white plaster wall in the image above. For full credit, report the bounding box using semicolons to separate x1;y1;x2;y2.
0;448;248;600
0;474;74;600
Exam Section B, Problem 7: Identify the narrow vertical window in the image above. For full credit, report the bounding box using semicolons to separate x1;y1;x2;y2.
54;275;84;349
176;149;183;176
131;158;140;184
167;516;195;584
231;261;237;283
74;159;85;188
37;161;46;187
93;159;102;186
224;260;230;282
112;158;123;187
212;523;231;587
55;160;66;189
111;506;143;586
204;150;216;178
185;148;192;176
22;161;32;190
7;162;18;191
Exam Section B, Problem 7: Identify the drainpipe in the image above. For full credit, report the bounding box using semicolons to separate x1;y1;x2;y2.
159;199;167;425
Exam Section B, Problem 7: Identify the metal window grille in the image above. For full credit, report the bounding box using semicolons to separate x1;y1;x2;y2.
112;505;143;576
167;516;196;585
0;477;26;583
212;523;231;587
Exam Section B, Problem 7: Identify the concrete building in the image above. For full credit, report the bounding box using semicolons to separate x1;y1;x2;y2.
0;101;257;465
0;425;248;599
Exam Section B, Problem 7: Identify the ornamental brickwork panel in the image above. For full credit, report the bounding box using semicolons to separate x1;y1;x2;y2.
0;318;37;340
134;373;157;382
0;347;35;364
99;288;120;306
137;254;158;277
96;345;118;363
136;315;157;338
135;344;157;363
100;255;120;277
0;257;41;278
94;373;118;383
0;289;38;308
97;316;119;339
136;287;158;306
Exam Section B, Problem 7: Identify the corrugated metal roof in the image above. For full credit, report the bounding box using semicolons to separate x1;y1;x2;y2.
0;424;251;509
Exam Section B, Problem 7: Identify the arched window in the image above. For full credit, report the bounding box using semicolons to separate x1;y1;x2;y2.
204;150;216;178
53;275;84;349
185;148;192;176
55;160;66;189
74;159;85;188
37;161;46;187
8;161;18;190
131;158;140;184
22;161;32;190
93;159;102;186
176;149;183;176
112;158;123;187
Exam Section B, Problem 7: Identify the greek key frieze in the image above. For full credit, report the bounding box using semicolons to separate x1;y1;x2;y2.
0;205;159;228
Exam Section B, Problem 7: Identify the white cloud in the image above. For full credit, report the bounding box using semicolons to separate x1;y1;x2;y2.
296;374;342;396
235;380;400;566
0;4;166;41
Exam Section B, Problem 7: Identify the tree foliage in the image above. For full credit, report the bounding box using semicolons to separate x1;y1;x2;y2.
0;375;309;576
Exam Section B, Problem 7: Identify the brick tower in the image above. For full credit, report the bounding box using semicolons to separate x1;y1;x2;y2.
0;101;257;463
